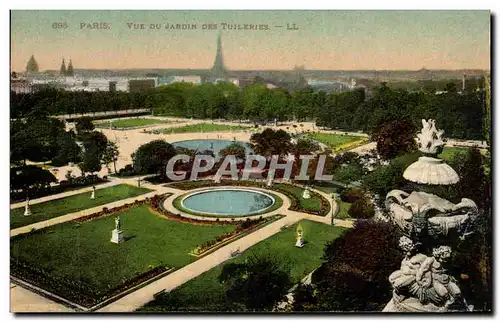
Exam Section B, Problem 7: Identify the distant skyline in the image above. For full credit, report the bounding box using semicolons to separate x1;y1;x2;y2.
10;10;491;72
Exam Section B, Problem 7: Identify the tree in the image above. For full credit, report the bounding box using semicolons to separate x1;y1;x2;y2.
483;74;491;147
101;141;120;173
75;117;95;133
292;283;317;311
219;142;246;161
218;253;292;311
373;119;417;160
10;116;67;164
10;165;57;197
81;131;108;155
132;140;176;177
311;220;403;311
363;151;421;201
52;131;81;166
250;128;293;159
79;144;102;175
348;196;375;219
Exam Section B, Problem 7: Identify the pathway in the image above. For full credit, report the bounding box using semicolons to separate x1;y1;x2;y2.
10;283;73;313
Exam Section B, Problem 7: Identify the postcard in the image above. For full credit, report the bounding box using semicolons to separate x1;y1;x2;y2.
9;10;491;313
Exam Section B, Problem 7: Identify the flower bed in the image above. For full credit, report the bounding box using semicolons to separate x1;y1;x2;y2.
11;257;169;309
167;180;330;216
190;215;283;257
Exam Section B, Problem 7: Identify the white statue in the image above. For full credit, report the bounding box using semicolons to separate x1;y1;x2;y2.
90;185;96;200
384;245;463;312
295;230;305;248
416;119;445;155
111;216;124;244
385;190;478;243
302;186;311;199
23;197;32;217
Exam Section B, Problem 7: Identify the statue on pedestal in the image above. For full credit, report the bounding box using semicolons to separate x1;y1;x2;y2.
110;216;124;244
90;185;96;200
383;120;478;313
23;197;32;217
295;227;305;248
302;186;311;199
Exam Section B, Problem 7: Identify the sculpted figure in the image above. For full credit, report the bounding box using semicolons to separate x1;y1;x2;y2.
416;119;445;155
388;245;461;308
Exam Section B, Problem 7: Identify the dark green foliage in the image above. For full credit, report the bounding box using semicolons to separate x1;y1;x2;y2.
10;165;57;197
10;117;68;164
75;117;95;133
292;283;317;311
311;220;403;311
250;128;293;158
78;131;108;175
52;131;81;166
132;140;176;177
373;119;417;160
11;79;485;141
219;142;246;160
348;196;375;219
363;151;421;199
218;253;292;311
339;188;364;203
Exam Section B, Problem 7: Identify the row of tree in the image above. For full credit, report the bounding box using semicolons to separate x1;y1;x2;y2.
11;79;486;140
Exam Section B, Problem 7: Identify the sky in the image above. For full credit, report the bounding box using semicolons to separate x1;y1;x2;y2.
10;10;491;71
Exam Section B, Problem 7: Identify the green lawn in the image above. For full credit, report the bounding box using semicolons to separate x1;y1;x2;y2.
439;147;468;161
95;118;169;128
10;184;152;229
11;205;237;298
335;201;352;220
305;132;364;149
139;220;346;311
313;182;345;195
274;183;322;211
152;123;249;134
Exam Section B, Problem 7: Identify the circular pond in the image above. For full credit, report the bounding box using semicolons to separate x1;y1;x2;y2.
173;139;253;160
180;188;275;216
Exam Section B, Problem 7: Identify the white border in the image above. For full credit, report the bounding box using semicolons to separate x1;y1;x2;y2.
3;2;497;322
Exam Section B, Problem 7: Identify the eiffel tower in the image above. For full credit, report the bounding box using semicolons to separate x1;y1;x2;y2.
211;32;227;79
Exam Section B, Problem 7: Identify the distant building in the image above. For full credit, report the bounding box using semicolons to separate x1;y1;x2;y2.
66;59;74;76
159;75;201;85
25;55;39;74
128;79;156;93
211;33;228;79
109;81;117;92
11;77;35;93
60;58;67;76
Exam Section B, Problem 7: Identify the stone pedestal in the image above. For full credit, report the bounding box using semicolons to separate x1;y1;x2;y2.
110;229;124;244
23;205;32;217
295;237;305;248
295;231;305;248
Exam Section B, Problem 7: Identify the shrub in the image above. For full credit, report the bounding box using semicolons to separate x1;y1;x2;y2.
348;196;375;219
340;188;364;203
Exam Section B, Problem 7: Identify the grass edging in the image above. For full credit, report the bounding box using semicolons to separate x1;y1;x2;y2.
188;215;285;258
